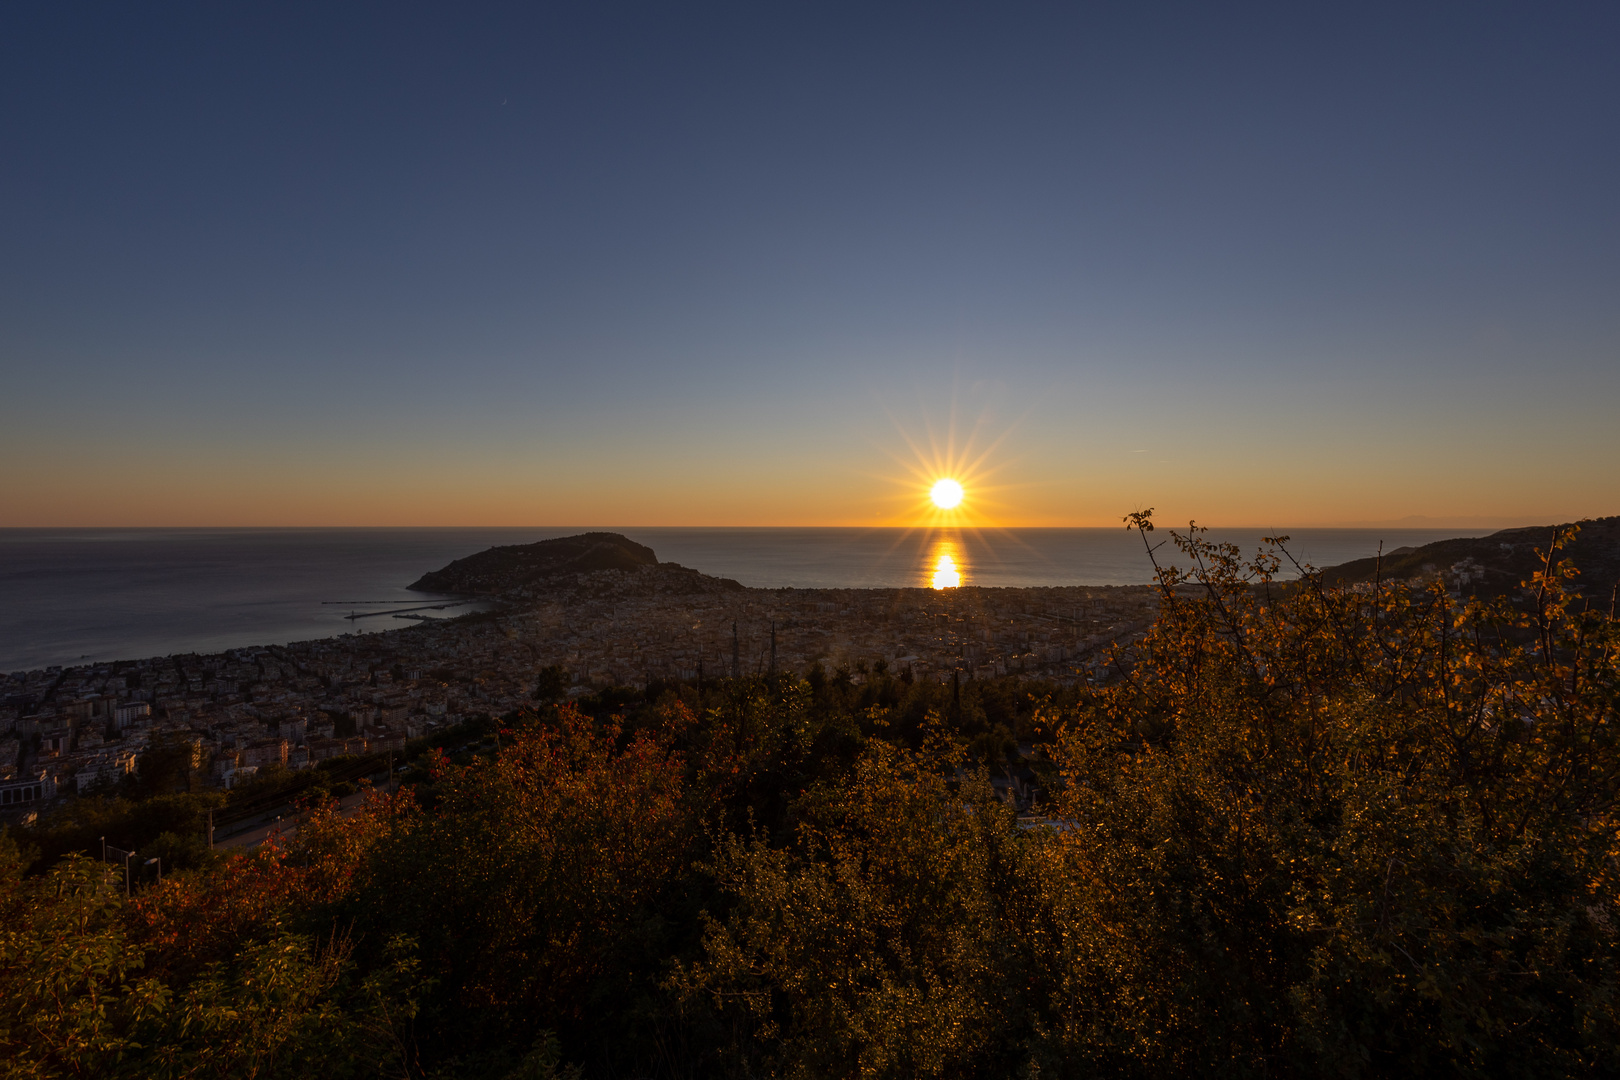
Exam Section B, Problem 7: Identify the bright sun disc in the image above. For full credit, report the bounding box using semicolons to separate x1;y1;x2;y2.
930;478;964;509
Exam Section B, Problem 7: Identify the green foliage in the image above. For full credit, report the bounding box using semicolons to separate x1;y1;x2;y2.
222;763;298;805
682;740;1027;1078
502;1033;583;1080
0;856;155;1078
532;664;571;702
129;732;200;797
132;926;419;1080
1035;511;1620;1076
22;792;224;875
336;704;695;1063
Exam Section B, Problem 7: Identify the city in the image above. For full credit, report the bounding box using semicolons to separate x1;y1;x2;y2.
0;555;1160;811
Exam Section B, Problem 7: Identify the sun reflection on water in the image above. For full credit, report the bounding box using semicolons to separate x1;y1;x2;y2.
926;536;965;589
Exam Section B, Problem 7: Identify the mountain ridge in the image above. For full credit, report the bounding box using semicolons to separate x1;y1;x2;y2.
1314;515;1620;603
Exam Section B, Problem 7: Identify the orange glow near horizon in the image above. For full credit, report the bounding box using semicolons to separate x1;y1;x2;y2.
874;403;1021;529
3;393;1595;530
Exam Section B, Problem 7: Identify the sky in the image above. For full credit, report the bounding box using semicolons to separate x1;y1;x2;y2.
2;2;1617;528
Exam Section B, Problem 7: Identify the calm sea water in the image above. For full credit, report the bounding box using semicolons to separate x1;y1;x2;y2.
0;526;1477;673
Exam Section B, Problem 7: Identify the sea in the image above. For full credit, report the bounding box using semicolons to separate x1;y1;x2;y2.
0;526;1480;674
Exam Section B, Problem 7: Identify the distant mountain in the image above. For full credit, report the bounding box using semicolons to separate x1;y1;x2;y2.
1315;516;1620;605
1318;514;1544;530
408;532;660;594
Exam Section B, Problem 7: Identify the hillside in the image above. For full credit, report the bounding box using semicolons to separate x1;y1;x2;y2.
1315;515;1620;605
408;531;660;594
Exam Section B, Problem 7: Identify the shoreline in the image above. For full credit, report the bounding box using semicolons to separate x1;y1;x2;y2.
0;568;1162;802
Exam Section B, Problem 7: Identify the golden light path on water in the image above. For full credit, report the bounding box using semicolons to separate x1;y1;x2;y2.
867;401;1041;591
927;535;965;589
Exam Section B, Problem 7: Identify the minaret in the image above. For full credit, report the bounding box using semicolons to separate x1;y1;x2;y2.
731;622;740;680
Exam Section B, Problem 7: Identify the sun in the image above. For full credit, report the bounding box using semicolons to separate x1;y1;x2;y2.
930;478;964;510
869;396;1018;526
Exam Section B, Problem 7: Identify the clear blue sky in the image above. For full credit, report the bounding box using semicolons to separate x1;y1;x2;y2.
4;2;1617;526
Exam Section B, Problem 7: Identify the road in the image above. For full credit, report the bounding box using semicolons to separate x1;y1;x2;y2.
215;790;372;851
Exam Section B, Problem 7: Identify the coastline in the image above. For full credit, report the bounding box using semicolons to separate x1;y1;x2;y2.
0;525;1476;672
0;558;1160;802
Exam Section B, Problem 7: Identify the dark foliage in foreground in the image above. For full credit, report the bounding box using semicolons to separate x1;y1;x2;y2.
4;517;1618;1078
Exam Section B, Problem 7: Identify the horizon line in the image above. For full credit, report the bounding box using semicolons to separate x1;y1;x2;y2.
0;517;1579;532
